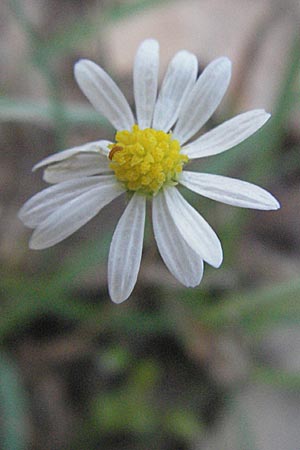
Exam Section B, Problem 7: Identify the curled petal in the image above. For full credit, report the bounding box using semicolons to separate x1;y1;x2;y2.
33;140;111;171
43;153;112;184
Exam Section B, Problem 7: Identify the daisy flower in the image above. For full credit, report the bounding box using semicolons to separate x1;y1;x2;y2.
19;39;280;303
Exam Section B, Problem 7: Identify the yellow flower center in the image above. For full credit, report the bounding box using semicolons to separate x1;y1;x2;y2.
109;125;188;195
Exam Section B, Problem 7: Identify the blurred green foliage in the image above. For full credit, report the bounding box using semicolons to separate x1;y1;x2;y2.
1;0;300;449
0;354;28;450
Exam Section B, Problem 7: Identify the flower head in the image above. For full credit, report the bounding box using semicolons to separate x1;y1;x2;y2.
19;39;280;303
108;125;188;194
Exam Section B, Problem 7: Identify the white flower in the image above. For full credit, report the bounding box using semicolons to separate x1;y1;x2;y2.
19;39;280;303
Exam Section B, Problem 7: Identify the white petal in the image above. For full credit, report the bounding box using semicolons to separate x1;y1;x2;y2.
108;193;146;304
43;153;112;184
20;176;114;228
33;140;111;171
28;179;124;248
134;39;159;129
152;50;198;132
163;187;223;267
74;59;134;131
182;110;271;159
152;191;203;287
180;171;280;210
173;57;232;145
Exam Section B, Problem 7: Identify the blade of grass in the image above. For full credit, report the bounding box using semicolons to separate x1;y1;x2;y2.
252;366;300;390
0;353;28;450
0;97;109;127
41;0;172;61
45;232;113;296
198;276;300;329
0;274;100;340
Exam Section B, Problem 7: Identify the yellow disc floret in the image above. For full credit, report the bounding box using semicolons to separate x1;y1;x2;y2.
109;125;188;195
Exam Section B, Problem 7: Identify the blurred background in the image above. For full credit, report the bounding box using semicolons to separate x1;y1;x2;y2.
1;0;300;449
